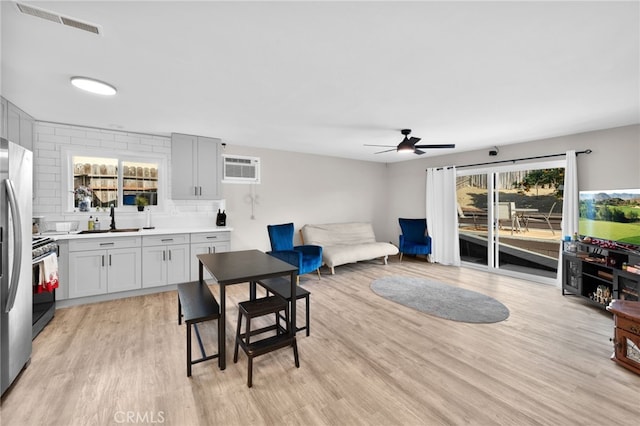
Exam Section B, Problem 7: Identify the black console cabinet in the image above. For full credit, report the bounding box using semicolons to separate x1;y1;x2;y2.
563;241;640;309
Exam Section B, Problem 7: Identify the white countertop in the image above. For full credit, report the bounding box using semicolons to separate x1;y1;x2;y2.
41;227;233;240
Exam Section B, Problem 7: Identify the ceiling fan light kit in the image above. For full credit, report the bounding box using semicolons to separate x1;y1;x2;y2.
364;129;456;155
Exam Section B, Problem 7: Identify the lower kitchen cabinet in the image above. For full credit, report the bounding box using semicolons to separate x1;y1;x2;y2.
190;231;231;280
142;234;190;288
68;237;142;298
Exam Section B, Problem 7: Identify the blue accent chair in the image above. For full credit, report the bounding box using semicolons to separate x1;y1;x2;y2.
398;218;432;262
267;223;323;282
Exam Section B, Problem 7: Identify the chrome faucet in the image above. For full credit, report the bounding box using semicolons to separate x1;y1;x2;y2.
110;205;116;230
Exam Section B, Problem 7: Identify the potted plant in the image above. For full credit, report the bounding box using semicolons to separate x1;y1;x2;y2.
135;195;149;212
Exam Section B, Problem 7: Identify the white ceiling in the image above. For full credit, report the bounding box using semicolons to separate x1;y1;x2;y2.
2;1;639;163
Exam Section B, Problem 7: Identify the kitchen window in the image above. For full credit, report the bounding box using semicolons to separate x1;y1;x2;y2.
70;154;160;211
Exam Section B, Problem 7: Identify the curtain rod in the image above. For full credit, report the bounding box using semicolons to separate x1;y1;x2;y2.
432;149;592;171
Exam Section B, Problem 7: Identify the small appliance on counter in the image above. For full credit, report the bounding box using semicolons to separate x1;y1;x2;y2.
216;209;227;227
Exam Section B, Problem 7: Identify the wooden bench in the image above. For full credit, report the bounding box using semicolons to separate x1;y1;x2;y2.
257;277;311;336
177;281;221;377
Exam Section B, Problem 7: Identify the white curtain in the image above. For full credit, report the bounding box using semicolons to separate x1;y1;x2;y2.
426;167;460;266
557;150;578;286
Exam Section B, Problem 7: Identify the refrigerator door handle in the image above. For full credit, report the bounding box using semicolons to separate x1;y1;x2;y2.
4;179;23;314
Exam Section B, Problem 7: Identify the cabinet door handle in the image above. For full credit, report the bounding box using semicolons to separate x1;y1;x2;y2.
163;250;166;261
168;250;172;261
161;239;173;243
208;247;211;254
109;254;112;266
206;236;218;240
100;242;114;246
194;186;198;196
102;255;105;267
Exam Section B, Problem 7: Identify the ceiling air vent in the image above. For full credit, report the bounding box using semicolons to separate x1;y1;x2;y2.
15;2;102;35
222;155;261;184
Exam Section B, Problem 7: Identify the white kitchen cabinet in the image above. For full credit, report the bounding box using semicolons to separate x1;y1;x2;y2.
6;100;34;151
67;237;142;298
190;231;231;280
171;133;222;200
0;97;7;139
142;234;190;288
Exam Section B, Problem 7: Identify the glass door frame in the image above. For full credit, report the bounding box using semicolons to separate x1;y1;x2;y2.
458;159;565;285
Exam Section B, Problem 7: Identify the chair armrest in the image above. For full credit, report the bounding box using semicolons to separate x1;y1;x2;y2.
294;244;323;257
267;250;302;268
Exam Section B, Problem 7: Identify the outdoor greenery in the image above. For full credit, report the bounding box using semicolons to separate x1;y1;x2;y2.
580;199;640;224
512;168;564;197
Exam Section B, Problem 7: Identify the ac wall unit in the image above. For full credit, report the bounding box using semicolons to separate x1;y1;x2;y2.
222;155;261;184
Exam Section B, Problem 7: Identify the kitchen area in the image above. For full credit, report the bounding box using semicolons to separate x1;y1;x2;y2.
2;97;233;397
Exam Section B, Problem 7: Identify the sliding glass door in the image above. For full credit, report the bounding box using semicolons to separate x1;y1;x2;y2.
456;160;564;282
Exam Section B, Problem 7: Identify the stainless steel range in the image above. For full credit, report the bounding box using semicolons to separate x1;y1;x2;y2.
32;236;57;339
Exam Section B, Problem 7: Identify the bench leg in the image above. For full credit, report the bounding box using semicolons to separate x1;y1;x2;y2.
316;268;321;279
330;266;335;275
382;255;388;265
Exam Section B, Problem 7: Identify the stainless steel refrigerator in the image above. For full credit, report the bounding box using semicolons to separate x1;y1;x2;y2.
1;137;32;396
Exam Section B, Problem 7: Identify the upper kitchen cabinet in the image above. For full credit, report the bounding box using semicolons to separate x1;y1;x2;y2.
1;97;34;151
171;133;222;200
0;98;7;139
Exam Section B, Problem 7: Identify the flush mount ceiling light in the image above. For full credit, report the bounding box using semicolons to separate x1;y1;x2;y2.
70;77;117;96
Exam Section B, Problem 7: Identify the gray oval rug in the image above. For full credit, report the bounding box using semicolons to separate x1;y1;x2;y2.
371;276;510;323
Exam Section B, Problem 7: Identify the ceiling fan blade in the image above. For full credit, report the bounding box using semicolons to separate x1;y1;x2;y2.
409;137;421;145
363;144;396;147
414;149;426;155
374;148;397;154
414;144;456;149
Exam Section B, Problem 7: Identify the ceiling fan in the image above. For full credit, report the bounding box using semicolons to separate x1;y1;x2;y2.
364;129;455;155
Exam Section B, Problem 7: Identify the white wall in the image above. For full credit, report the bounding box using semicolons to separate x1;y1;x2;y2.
385;124;640;242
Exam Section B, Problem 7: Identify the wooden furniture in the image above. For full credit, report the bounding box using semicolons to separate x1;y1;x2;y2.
177;281;221;377
258;276;311;336
197;249;298;370
607;300;640;376
562;240;640;309
233;296;299;387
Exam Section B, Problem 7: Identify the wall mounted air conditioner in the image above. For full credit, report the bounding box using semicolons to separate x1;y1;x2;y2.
222;155;261;184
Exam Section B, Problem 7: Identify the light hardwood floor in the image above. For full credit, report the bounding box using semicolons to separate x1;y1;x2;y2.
2;258;639;425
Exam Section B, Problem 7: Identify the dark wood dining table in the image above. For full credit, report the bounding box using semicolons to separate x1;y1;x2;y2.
197;249;298;370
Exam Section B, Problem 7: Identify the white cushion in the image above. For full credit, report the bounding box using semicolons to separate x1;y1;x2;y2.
302;222;399;268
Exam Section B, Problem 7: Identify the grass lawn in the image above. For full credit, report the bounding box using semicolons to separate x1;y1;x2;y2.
579;218;640;245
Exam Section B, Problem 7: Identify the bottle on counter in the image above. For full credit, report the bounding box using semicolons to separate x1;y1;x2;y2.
88;216;94;230
94;216;100;230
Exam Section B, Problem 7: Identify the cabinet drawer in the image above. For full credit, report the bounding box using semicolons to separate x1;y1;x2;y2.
143;234;190;247
69;236;141;252
190;232;230;244
616;316;640;335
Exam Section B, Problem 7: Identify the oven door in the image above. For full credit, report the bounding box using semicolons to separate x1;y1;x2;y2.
32;251;56;339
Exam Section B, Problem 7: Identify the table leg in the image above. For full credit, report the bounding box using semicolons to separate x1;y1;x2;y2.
250;281;256;300
290;271;297;337
219;283;226;370
199;261;203;284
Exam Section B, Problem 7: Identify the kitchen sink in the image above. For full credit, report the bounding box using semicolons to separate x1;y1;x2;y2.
78;228;140;234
